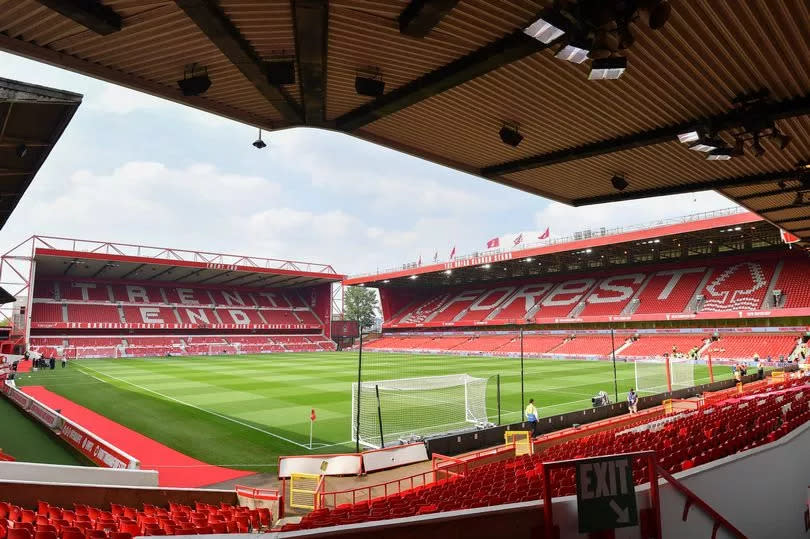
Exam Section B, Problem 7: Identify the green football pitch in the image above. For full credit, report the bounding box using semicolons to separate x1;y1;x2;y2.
14;352;729;472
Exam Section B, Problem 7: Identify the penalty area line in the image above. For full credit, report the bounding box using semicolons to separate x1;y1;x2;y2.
75;364;313;451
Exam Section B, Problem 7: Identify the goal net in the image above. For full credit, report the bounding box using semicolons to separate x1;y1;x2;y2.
351;374;489;449
634;357;695;396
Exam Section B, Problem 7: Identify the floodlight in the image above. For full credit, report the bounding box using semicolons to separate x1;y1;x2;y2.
588;57;627;80
409;275;418;279
677;130;700;143
706;148;733;160
688;137;723;153
556;41;589;64
524;10;567;44
611;174;629;191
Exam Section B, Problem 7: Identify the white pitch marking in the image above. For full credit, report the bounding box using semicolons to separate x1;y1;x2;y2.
75;363;313;450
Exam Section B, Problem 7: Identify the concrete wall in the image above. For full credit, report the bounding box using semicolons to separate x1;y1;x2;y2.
265;418;810;539
0;461;158;487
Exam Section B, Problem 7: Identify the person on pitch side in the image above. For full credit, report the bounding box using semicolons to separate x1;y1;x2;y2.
627;388;638;414
525;398;539;438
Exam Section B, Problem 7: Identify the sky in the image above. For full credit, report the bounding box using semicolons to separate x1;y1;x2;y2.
0;51;739;277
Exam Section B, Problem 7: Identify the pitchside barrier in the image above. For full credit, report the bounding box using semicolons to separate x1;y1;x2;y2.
235;485;283;522
1;380;140;469
425;373;763;458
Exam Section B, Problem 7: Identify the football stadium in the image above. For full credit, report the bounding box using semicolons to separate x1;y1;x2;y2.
1;2;810;538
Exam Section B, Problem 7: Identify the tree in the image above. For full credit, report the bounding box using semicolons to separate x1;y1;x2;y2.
344;286;379;330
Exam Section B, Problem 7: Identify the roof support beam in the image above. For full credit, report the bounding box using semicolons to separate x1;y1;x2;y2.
292;0;328;125
773;216;810;225
120;263;146;280
176;0;303;123
35;0;122;35
570;170;801;206
335;31;553;132
735;187;809;202
483;95;810;176
398;0;459;38
758;203;809;215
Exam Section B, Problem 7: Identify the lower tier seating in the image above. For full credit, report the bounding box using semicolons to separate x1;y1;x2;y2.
292;381;809;531
29;334;335;358
619;335;707;358
0;500;271;538
705;334;799;360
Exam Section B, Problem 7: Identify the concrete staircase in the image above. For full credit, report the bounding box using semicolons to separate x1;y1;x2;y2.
761;260;785;308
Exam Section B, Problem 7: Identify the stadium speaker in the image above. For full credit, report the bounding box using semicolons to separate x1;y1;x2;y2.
355;76;385;97
499;125;523;147
611;174;629;191
177;74;212;96
267;60;295;85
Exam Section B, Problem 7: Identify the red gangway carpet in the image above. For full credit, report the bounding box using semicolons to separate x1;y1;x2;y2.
22;386;253;488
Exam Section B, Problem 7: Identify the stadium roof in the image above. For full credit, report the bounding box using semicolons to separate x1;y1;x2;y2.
8;235;342;288
0;76;82;229
2;2;810;239
345;208;786;288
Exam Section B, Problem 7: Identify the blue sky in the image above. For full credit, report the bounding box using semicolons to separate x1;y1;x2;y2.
0;51;737;275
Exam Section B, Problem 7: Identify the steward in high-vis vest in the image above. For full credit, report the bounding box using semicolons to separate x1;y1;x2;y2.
525;399;538;437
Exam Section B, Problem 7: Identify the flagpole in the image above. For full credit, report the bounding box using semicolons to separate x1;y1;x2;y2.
309;417;313;450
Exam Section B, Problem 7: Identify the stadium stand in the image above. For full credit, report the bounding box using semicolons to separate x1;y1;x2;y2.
382;254;810;329
619;335;708;358
299;381;809;530
550;335;621;357
28;276;333;358
698;261;776;312
705;334;799;361
772;256;810;308
0;500;272;537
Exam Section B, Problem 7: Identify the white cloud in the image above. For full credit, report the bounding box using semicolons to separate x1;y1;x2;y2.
534;192;739;238
88;84;170;114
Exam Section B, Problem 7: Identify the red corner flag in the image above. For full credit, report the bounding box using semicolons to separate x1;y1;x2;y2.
310;408;316;421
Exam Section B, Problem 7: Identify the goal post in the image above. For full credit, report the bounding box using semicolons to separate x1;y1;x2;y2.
351;374;490;449
634;356;696;396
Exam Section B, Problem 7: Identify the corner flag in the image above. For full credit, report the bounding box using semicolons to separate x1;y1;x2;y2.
310;408;316;421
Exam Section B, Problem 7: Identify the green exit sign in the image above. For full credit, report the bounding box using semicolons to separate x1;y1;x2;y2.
576;455;638;533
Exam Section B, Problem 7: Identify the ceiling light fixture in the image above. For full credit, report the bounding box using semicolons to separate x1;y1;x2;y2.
523;10;568;43
482;264;491;269
588;56;627;80
677;130;700;143
15;144;28;158
707;148;733;161
444;270;452;275
409;275;418;280
555;40;590;64
688;137;724;153
750;135;766;157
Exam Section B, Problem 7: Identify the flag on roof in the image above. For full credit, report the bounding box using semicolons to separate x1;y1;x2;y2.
780;229;800;244
449;246;456;259
486;237;500;249
538;227;550;240
513;233;523;246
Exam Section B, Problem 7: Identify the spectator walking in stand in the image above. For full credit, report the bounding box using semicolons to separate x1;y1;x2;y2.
525;398;539;438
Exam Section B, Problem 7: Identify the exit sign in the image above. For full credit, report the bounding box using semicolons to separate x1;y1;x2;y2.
576;455;638;533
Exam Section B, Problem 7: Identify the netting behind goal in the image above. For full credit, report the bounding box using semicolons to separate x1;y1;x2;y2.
634;357;695;396
351;374;489;449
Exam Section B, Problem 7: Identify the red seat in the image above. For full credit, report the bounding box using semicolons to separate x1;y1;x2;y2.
33;531;56;539
7;530;31;539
